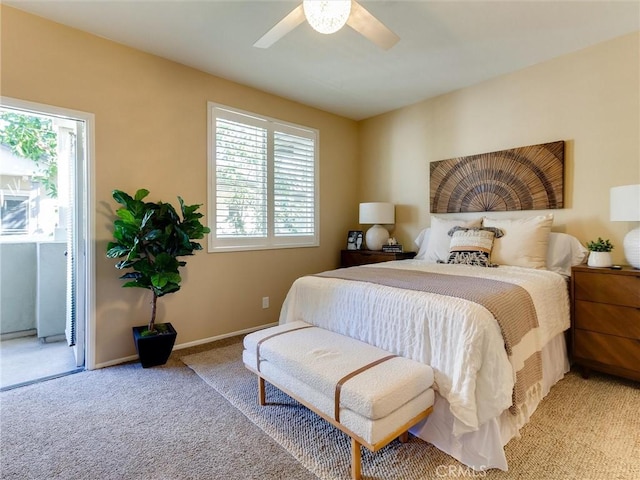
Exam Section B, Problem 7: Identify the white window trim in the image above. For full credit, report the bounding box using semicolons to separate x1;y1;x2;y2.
207;102;319;252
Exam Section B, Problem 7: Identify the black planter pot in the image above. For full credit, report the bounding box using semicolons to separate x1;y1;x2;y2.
132;322;177;368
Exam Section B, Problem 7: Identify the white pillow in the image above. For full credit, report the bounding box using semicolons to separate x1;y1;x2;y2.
483;214;554;269
414;228;431;260
423;216;482;263
547;232;588;276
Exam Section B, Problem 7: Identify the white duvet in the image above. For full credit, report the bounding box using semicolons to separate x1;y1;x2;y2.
279;260;570;438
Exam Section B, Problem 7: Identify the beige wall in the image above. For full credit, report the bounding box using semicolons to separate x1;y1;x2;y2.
1;6;359;366
359;32;640;265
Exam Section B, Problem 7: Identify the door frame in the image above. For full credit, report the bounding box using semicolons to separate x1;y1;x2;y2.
1;96;96;370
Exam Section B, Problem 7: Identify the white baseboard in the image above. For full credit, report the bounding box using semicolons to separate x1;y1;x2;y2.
95;354;139;369
173;322;278;350
93;322;278;370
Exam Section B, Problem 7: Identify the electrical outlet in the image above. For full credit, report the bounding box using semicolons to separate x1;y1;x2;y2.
262;297;269;309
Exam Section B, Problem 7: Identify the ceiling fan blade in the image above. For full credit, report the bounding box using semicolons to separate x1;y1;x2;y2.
347;1;399;50
253;4;306;48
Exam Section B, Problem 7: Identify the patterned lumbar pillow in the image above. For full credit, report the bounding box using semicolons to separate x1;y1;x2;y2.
445;227;504;267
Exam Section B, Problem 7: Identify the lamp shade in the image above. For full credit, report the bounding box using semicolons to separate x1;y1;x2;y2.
359;202;395;225
610;184;640;221
610;184;640;269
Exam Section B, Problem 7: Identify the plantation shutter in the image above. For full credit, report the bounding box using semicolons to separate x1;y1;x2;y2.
209;104;318;251
274;128;315;237
215;114;268;239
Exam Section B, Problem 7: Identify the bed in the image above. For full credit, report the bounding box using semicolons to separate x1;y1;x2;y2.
278;215;588;471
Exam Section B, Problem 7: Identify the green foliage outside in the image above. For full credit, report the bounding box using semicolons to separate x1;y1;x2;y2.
0;111;58;198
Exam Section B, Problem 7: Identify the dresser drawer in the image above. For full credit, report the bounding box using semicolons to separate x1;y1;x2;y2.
574;330;640;372
574;271;640;308
574;300;640;339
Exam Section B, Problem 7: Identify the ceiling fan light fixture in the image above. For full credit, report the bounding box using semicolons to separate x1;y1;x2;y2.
303;0;352;34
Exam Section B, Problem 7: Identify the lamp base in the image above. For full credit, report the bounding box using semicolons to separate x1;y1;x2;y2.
623;226;640;269
365;225;389;251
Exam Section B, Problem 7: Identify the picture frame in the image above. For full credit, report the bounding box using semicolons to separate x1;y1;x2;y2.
346;230;364;250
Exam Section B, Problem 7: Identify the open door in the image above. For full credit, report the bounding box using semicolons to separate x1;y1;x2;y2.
1;96;94;375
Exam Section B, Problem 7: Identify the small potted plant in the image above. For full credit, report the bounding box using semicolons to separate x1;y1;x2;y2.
586;237;614;267
106;189;210;367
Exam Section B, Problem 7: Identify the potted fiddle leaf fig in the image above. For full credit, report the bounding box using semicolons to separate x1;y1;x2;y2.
106;189;210;367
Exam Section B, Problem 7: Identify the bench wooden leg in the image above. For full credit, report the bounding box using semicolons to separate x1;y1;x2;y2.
258;376;266;405
398;431;409;443
351;437;362;480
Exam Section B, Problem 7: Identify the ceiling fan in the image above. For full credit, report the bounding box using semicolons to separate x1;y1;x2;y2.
253;0;399;50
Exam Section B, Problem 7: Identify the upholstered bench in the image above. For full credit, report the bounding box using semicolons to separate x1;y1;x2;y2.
243;321;435;480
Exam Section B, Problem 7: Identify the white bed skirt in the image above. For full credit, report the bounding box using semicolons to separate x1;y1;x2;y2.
411;332;570;471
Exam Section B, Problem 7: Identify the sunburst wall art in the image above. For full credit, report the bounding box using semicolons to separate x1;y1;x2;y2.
430;141;564;213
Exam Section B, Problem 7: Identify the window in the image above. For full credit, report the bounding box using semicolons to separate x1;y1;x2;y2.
208;103;319;252
0;194;30;235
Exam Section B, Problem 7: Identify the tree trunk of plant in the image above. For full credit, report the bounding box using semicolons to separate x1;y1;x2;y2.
149;290;158;333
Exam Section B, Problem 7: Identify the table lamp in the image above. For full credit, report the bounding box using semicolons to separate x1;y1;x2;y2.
359;202;395;250
610;184;640;269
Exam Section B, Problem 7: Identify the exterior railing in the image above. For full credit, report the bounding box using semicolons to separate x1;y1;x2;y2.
0;240;67;341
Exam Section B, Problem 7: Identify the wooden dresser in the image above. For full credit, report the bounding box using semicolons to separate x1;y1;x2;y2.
340;250;416;268
571;265;640;381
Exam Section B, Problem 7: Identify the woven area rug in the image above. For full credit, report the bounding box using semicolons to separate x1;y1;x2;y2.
182;342;640;480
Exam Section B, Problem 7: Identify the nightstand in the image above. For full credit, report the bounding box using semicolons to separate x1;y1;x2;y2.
340;250;416;268
571;265;640;381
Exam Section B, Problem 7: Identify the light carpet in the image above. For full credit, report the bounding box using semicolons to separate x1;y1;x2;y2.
0;337;317;480
182;341;640;480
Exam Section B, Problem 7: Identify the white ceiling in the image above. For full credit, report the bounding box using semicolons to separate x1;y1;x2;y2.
6;1;640;120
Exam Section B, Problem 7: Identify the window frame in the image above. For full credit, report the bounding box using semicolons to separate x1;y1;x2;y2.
0;191;30;236
207;102;320;252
